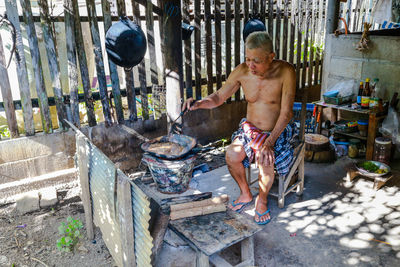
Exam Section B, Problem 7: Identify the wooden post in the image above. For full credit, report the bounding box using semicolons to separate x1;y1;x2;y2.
196;250;210;267
132;0;149;120
20;0;53;133
225;0;232;103
0;34;19;138
241;236;254;265
5;0;35;136
366;113;377;160
101;0;124;124
117;171;136;267
146;0;159;86
161;0;184;134
194;0;201;100
215;0;222;90
72;0;97;127
205;0;213;95
39;0;68;130
86;0;112;126
275;0;281;60
76;135;94;239
64;0;80;127
183;0;193;99
325;0;340;40
234;0;241;101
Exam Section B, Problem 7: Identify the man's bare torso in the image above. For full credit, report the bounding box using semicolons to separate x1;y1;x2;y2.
238;59;290;131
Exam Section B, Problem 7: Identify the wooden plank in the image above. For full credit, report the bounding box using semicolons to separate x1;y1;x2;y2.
282;0;289;61
241;236;254;265
86;0;112;126
183;0;193;99
117;172;136;267
76;135;94;239
64;0;80;127
205;0;213;94
146;0;159;86
132;0;149;120
295;0;301;90
215;0;222;90
162;0;183;133
366;112;377;160
196;251;210;267
5;0;34;136
288;0;295;64
301;0;310;89
101;0;124;123
194;0;202;100
234;0;240;101
225;0;232;103
308;0;315;87
169;210;262;256
39;0;68;130
260;0;266;24
244;0;249;23
0;34;19;138
268;0;273;36
115;0;137;121
20;0;53;133
275;0;281;59
72;0;96;127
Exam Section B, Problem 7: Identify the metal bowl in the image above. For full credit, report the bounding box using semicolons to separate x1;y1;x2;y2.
141;134;197;160
355;160;391;178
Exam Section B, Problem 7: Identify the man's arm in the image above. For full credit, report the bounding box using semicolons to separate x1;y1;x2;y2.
264;64;296;146
184;65;243;111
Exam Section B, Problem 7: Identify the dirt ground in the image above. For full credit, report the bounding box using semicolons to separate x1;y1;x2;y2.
0;145;228;267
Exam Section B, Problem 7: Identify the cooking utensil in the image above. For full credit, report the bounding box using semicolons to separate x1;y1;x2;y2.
171;100;198;125
141;134;197;159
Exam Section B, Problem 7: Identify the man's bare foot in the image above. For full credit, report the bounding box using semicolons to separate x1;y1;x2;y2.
228;194;253;212
254;196;271;224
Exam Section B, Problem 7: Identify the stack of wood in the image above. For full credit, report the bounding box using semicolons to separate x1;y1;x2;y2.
169;194;229;220
305;134;335;163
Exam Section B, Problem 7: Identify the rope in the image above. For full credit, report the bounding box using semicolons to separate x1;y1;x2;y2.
0;12;19;69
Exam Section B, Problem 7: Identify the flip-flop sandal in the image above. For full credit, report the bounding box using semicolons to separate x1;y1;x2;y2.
230;200;252;213
255;209;271;225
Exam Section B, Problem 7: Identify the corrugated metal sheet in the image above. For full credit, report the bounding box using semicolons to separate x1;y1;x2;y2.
87;138;123;266
131;181;153;267
74;131;153;267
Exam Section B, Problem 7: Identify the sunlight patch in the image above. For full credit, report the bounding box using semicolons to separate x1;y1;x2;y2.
340;237;370;249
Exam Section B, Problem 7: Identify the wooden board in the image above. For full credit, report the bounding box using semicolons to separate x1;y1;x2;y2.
169;209;262;256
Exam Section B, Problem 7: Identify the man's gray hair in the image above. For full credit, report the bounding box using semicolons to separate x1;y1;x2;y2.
245;32;274;53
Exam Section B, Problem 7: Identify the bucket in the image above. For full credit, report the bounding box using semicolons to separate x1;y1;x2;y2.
142;153;197;194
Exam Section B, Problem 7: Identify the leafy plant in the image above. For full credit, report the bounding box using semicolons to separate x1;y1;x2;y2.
56;217;83;252
0;125;10;138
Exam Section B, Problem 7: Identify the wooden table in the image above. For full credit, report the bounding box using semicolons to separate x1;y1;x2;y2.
135;178;263;267
314;101;387;160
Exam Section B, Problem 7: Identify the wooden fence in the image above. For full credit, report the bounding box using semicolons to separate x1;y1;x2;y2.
0;0;381;139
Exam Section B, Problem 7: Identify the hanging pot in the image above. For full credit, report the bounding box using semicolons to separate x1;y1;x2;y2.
105;16;147;69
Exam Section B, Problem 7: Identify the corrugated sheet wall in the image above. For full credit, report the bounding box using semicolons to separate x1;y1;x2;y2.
75;131;153;267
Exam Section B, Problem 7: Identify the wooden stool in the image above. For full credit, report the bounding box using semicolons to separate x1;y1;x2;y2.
346;165;396;190
169;210;262;267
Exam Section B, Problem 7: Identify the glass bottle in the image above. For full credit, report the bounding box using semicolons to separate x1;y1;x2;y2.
357;82;363;106
361;78;370;109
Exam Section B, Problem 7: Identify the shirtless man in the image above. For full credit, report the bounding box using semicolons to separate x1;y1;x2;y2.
183;32;296;225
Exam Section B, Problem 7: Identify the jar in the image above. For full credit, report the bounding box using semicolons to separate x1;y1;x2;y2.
357;120;368;137
373;137;392;165
348;139;360;158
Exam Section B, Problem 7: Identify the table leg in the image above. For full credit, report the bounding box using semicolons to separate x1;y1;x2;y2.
367;113;377;160
241;236;254;265
196;250;209;267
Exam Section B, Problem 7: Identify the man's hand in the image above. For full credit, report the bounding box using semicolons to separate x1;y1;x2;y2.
182;98;199;112
256;139;275;167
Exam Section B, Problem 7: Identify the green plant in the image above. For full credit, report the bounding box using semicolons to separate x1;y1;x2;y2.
56;217;83;252
0;125;10;138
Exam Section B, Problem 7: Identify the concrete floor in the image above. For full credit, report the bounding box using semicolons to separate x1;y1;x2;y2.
156;158;400;267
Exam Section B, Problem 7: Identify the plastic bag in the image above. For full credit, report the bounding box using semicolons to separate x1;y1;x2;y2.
379;107;400;146
327;80;358;97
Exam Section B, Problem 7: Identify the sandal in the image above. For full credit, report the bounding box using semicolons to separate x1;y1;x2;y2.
254;209;271;225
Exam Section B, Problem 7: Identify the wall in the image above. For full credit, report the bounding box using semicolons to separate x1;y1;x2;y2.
322;33;400;101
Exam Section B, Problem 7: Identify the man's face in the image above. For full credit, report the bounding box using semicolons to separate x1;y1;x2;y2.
245;47;274;76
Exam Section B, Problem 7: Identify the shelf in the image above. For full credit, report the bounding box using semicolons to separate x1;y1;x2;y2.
334;131;367;140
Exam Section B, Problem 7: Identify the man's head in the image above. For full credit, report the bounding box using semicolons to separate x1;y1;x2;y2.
245;32;275;76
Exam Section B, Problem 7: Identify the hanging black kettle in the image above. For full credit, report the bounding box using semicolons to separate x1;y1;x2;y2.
242;16;266;42
105;16;147;69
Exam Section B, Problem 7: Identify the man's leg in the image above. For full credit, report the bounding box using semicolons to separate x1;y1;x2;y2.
255;164;274;223
226;138;253;211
